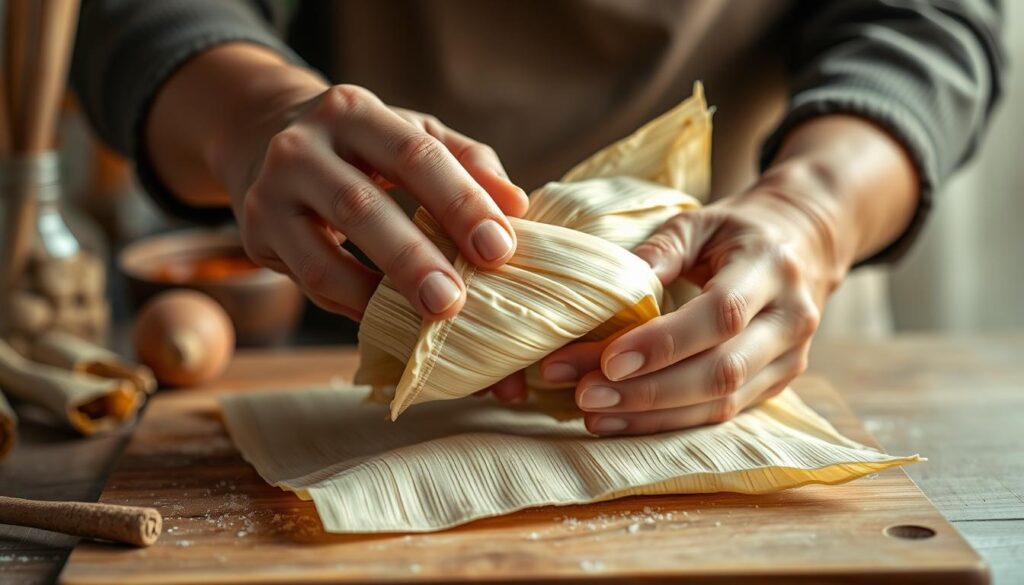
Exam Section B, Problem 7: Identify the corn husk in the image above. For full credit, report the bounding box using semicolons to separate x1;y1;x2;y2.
356;84;711;419
30;330;157;396
224;84;920;535
222;384;920;533
0;339;140;435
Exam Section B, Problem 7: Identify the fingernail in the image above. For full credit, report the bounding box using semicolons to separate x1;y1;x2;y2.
591;417;628;434
471;219;514;261
579;386;621;409
542;362;577;383
605;351;645;381
419;271;462;314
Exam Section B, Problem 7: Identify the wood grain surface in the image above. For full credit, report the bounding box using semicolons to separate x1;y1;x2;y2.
54;353;983;584
2;336;1021;584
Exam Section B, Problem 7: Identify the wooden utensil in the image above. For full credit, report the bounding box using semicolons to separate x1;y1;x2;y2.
0;495;161;547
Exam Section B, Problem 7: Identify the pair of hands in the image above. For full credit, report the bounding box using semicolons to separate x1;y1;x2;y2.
225;83;842;436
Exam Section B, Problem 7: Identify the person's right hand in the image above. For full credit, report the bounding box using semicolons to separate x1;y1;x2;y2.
223;83;528;322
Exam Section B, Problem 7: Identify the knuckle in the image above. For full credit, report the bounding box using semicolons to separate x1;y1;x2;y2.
713;289;748;338
332;181;385;230
710;396;740;424
294;252;328;290
265;129;309;167
392;132;445;171
763;384;787;401
466;142;498;163
384;238;426;276
711;352;747;398
774;244;803;283
319;84;373;118
439;188;484;228
790;299;821;338
241;187;267;227
790;351;810;378
420;114;444;133
634;378;659;411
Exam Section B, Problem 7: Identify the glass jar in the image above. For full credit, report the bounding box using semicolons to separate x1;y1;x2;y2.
1;152;109;352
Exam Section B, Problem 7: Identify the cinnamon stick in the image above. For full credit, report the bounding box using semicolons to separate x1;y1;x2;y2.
0;495;161;547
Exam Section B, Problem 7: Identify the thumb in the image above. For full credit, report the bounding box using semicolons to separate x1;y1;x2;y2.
632;210;715;285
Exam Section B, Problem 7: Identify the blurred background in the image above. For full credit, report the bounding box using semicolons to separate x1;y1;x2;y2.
45;2;1023;345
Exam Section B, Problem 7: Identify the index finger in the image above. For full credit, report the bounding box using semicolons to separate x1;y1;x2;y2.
323;88;518;269
601;254;783;381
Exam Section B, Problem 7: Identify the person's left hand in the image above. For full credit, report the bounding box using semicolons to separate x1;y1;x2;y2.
529;168;848;435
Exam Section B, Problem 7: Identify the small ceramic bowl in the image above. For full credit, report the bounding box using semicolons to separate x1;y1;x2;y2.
119;229;305;346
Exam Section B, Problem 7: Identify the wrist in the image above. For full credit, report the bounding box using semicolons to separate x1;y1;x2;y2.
728;159;857;294
766;115;920;264
147;43;327;209
202;49;327;205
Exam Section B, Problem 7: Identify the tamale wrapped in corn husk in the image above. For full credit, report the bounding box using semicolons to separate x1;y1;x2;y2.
0;339;140;435
30;330;157;396
220;85;920;534
355;84;710;419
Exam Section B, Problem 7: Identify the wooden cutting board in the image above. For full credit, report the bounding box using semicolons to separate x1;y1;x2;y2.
60;349;987;584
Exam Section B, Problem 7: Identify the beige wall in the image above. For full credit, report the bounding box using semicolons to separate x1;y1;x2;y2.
889;1;1024;333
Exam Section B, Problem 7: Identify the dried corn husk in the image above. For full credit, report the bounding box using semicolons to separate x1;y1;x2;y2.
224;84;920;534
221;384;921;533
0;339;140;435
30;330;157;396
356;84;711;419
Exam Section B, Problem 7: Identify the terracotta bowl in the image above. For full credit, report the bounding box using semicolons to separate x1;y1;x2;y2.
118;229;305;347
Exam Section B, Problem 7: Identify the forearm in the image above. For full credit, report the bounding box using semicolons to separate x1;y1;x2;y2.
745;115;919;281
145;43;327;208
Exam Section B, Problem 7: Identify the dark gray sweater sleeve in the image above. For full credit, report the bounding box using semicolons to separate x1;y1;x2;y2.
762;0;1006;264
71;0;303;223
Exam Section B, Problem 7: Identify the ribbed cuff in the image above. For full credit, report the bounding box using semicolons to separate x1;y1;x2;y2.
760;87;937;266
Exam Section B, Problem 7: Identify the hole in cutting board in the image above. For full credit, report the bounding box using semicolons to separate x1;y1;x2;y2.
884;525;936;540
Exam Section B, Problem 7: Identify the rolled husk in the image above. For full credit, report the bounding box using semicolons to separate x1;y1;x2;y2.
30;330;156;395
0;339;140;435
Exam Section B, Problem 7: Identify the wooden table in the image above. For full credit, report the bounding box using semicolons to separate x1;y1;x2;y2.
1;335;1022;584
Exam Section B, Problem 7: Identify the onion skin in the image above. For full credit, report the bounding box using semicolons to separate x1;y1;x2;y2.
133;290;235;387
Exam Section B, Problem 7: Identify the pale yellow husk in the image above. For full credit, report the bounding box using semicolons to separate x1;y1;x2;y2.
222;84;921;534
221;385;920;533
356;83;710;420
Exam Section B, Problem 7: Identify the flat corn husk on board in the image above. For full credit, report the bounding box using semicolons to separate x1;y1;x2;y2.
221;84;920;534
356;84;710;420
221;385;921;533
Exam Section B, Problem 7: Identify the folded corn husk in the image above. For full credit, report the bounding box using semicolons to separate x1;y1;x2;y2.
356;84;711;419
222;384;920;533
